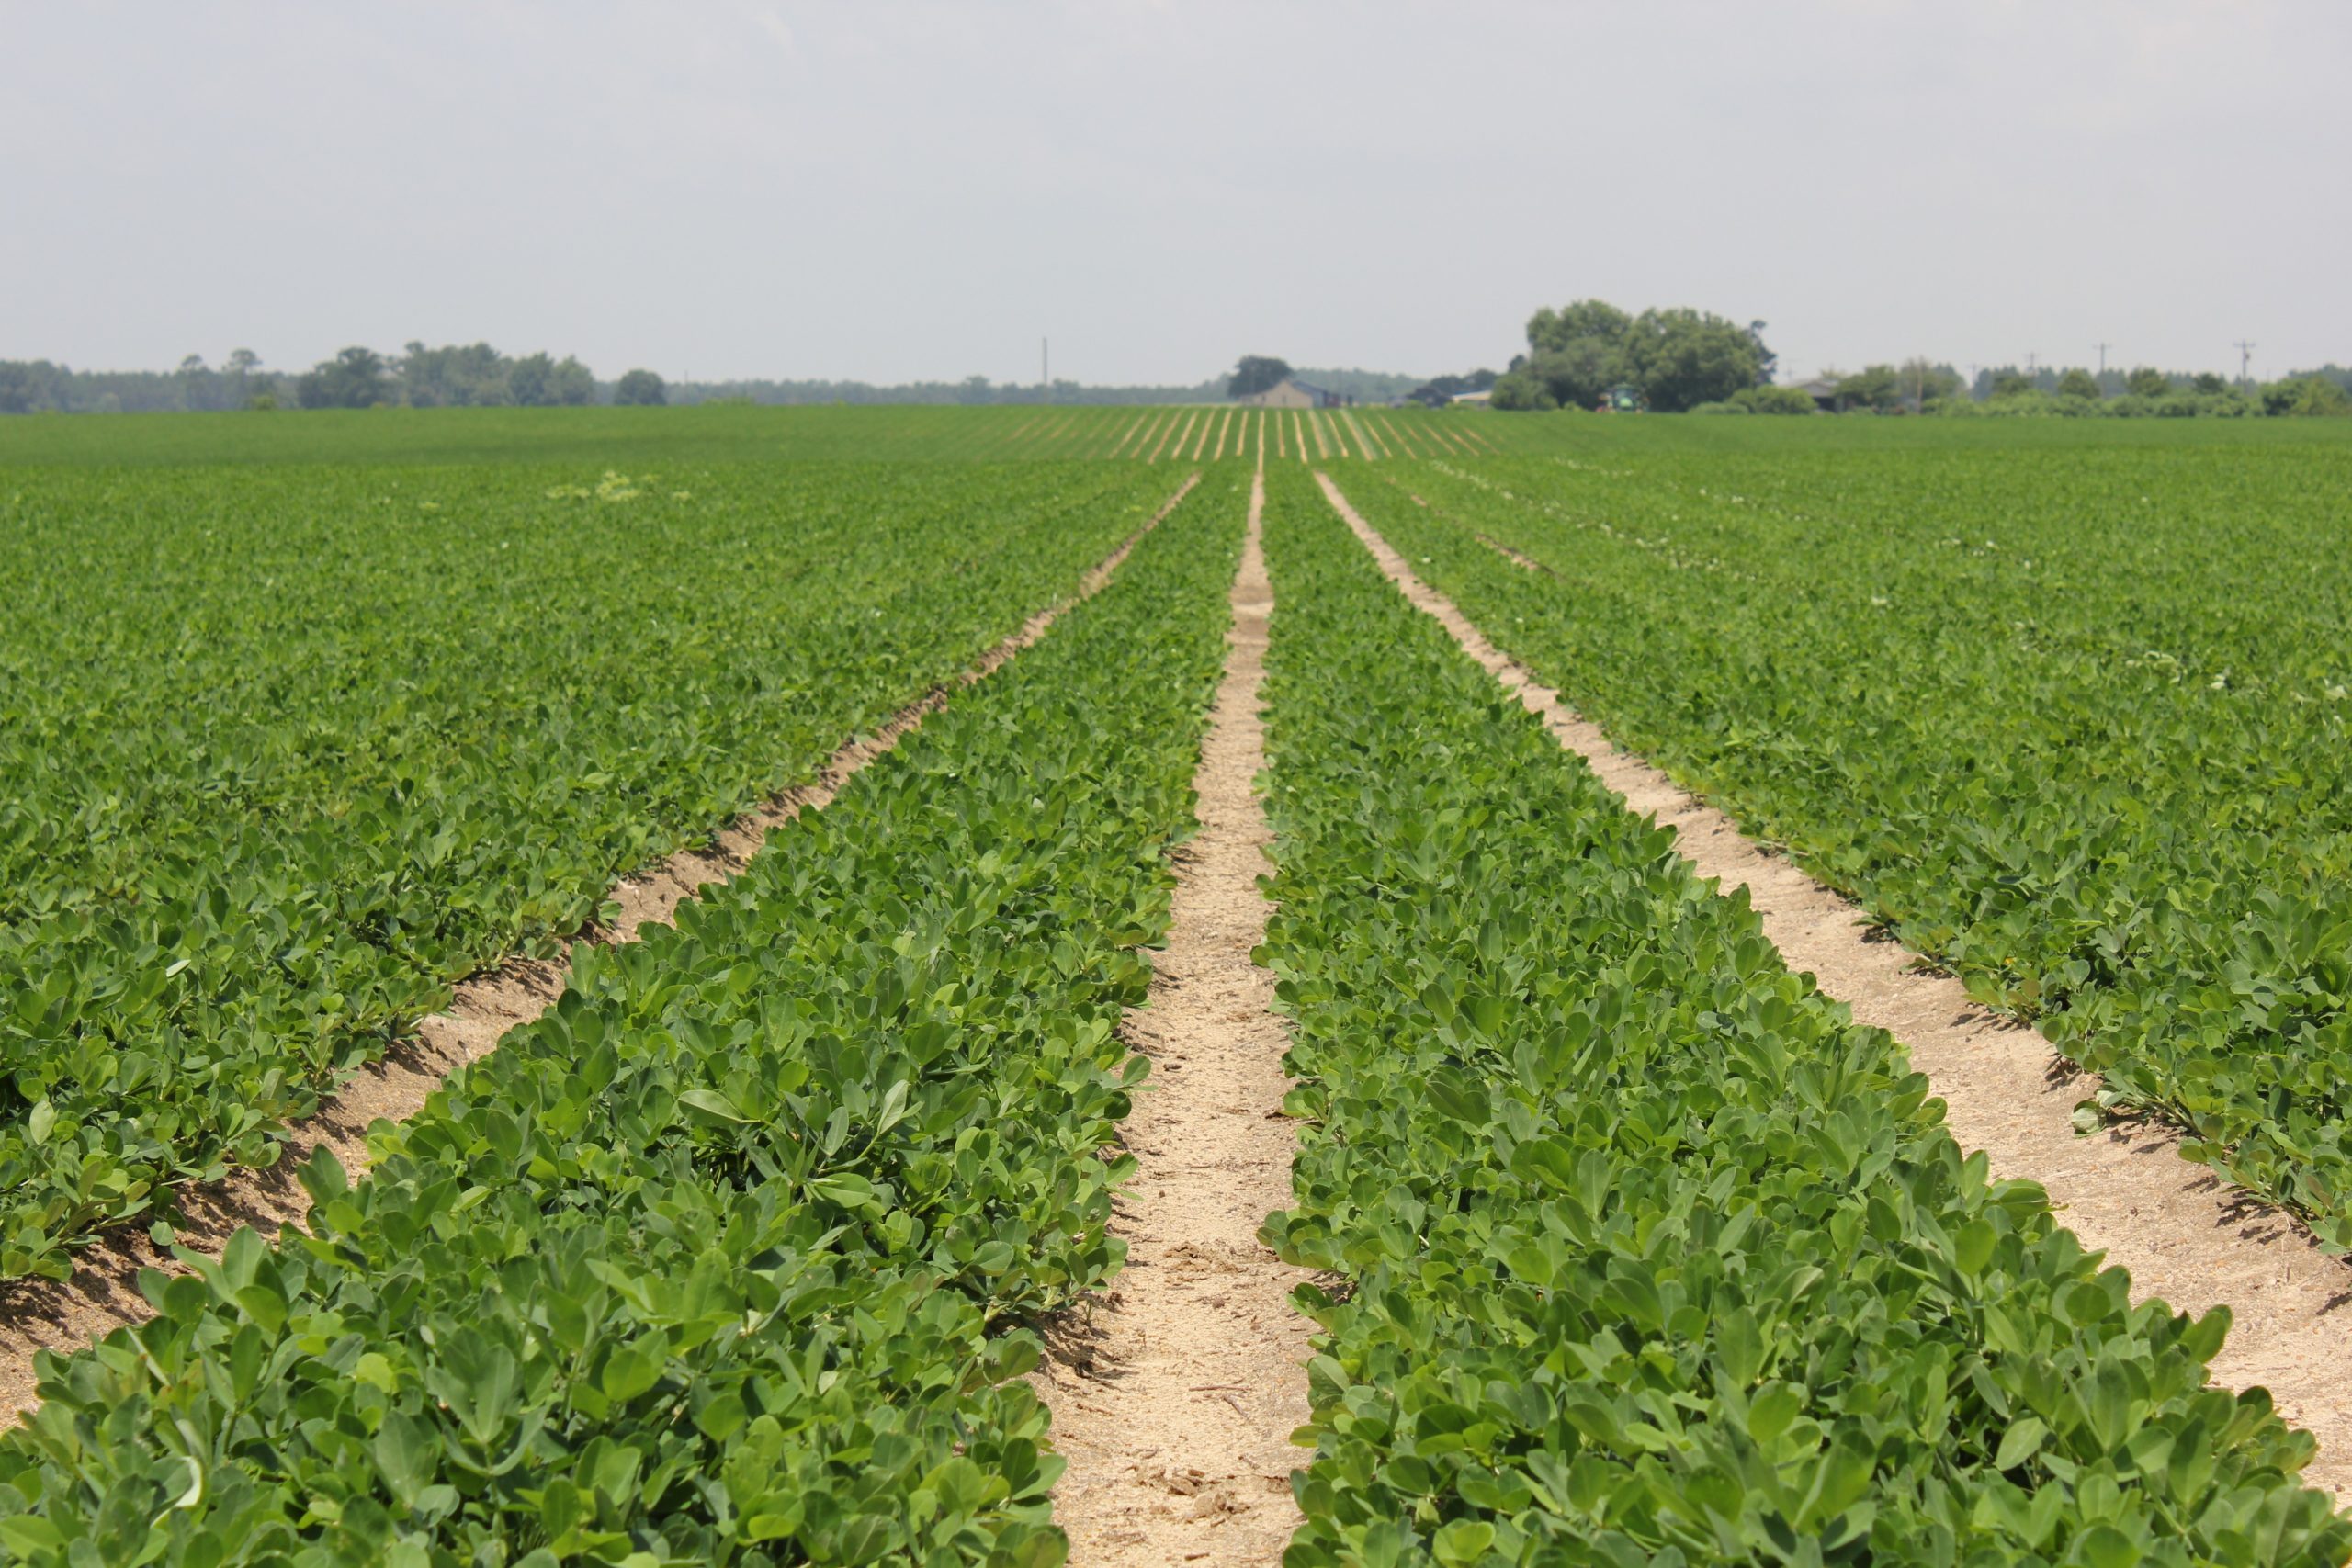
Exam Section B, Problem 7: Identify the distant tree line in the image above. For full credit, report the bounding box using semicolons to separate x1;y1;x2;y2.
1765;360;2352;419
0;343;643;414
669;374;1223;407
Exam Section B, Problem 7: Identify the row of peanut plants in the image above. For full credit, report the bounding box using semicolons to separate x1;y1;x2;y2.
1254;463;2346;1566
0;468;1248;1564
1344;441;2352;1247
0;459;1176;1279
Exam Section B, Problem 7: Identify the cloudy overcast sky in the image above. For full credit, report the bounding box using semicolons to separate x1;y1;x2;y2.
6;1;2346;386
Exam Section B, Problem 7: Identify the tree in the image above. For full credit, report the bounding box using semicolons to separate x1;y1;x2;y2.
400;341;511;407
221;348;265;410
2261;376;2352;417
1521;301;1632;409
1620;309;1767;412
615;368;667;406
1836;365;1904;412
505;352;594;408
2056;367;2102;400
1486;369;1557;411
546;356;595;407
1527;300;1632;357
2190;372;2229;396
2124;367;2170;398
296;346;392;409
1227;356;1292;399
1991;370;2036;398
1525;341;1625;412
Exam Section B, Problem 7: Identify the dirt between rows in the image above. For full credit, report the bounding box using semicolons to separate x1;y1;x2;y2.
1316;469;2352;1504
0;474;1202;1427
1036;469;1313;1565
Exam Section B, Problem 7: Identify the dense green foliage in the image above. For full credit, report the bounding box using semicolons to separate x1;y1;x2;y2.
1253;464;2345;1565
1491;303;1770;414
0;469;1248;1565
1345;435;2352;1246
0;459;1175;1276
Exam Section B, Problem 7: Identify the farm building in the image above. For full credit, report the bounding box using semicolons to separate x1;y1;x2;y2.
1794;375;1843;412
1235;376;1348;410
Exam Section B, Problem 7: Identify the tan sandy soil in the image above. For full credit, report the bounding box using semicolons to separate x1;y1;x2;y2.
1210;410;1231;464
0;473;1204;1427
1292;413;1310;463
1148;412;1190;465
1341;411;1382;460
1314;469;2352;1502
1185;412;1212;464
1108;414;1147;459
1379;415;1423;457
1037;470;1311;1564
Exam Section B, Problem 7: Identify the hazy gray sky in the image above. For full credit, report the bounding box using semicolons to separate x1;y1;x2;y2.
6;1;2346;386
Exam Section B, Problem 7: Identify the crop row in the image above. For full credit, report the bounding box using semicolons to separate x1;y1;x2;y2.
0;468;1249;1564
1340;446;2352;1247
0;460;1182;1279
1251;464;2345;1565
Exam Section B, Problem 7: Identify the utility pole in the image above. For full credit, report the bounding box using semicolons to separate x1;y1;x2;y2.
2095;342;2111;376
2025;350;2039;378
1041;338;1049;403
2233;340;2256;387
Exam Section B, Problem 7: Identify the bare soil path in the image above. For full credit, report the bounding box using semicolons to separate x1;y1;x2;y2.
0;475;1204;1426
1314;469;2352;1501
1038;470;1310;1563
1340;410;1382;459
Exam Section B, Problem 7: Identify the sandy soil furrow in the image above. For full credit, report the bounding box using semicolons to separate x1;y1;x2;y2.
1038;471;1309;1564
1314;469;2352;1501
1187;412;1214;463
1211;409;1232;463
1148;412;1187;465
1291;412;1309;463
1109;413;1151;459
0;474;1205;1426
1340;411;1381;459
